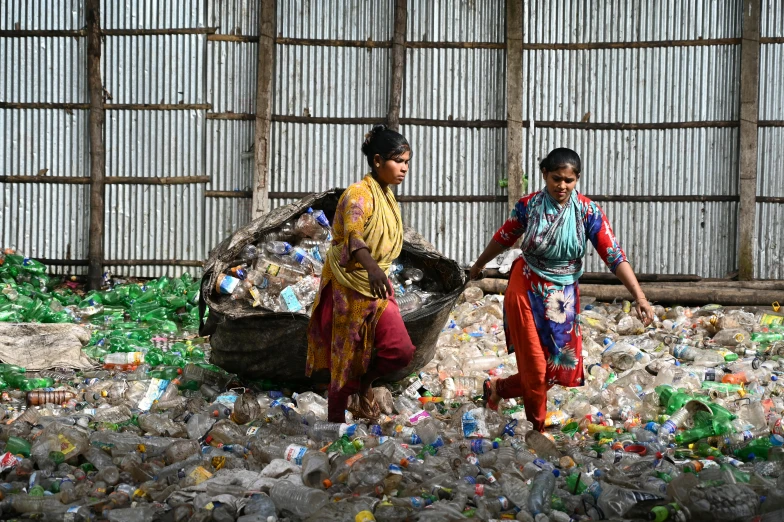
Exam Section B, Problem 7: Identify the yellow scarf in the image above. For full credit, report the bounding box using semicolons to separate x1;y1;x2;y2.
326;175;403;298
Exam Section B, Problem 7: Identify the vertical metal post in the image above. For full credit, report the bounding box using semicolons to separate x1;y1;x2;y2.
506;0;524;210
738;0;761;280
252;0;275;218
387;0;407;132
86;0;105;289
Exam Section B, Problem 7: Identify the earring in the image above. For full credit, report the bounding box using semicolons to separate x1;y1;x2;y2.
375;164;380;167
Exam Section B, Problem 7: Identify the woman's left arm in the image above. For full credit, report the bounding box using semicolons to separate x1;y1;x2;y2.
614;262;655;326
584;200;654;326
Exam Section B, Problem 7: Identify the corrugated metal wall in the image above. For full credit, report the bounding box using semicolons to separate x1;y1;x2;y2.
0;0;89;275
399;0;507;265
269;0;393;209
2;0;780;279
522;0;743;278
757;0;784;279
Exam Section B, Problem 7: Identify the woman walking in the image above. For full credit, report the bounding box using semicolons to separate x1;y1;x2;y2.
306;125;416;422
471;148;654;432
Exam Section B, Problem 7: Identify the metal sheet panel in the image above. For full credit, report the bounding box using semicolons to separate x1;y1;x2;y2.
762;0;783;38
105;110;205;179
407;0;505;42
403;48;506;120
104;184;205;278
758;127;784;198
206;120;254;191
274;46;390;117
205;197;252;256
522;0;742;43
0;37;87;103
102;0;205;30
276;0;393;40
103;35;205;104
0;183;89;275
400;201;507;266
1;0;85;30
759;44;784;121
523;46;740;123
0;109;89;177
208;0;259;36
756;202;783;279
208;41;257;114
270;122;376;193
398;125;507;196
524;127;739;197
582;201;739;278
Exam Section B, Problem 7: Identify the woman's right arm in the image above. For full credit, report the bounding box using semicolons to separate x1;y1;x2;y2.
469;198;529;280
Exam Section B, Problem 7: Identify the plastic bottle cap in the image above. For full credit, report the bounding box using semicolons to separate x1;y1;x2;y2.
552;469;560;477
772;376;778;381
656;452;663;460
748;453;756;461
593;469;602;478
492;441;499;449
399;458;409;468
603;338;612;346
322;479;332;489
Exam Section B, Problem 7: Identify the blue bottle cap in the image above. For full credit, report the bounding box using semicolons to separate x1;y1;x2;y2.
552;469;560;477
492;441;499;449
748;453;756;461
770;435;784;447
772;375;778;381
603;338;613;346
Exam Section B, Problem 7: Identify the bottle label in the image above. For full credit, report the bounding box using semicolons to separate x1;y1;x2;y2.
470;440;488;454
188;466;212;485
629;490;664;502
264;263;281;277
280;286;303;312
137;378;170;411
216;275;240;295
388;464;402;475
497;496;509;509
284;444;308;465
474;484;485;496
313;210;330;228
409;497;423;509
309;246;324;263
216;394;238;406
704;368;716;381
339;424;357;437
662;420;677;434
404;379;423;399
58;434;76;456
672;345;689;358
408;410;430;425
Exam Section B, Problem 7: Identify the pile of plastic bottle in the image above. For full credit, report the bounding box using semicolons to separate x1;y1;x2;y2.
213;208;441;315
2;248;784;520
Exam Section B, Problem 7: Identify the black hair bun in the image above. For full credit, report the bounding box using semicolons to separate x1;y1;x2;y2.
362;124;388;156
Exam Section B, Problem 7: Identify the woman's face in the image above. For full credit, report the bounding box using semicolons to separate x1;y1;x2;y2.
374;151;410;186
542;166;579;205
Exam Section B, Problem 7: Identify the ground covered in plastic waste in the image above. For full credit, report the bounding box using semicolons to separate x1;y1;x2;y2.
1;251;784;521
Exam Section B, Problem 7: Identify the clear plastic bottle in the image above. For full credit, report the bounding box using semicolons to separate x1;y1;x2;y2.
657;407;691;442
269;480;329;519
397;292;423;314
528;469;556;515
301;451;331;489
265;241;293;255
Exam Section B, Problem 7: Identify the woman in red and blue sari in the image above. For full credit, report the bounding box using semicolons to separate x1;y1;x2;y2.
470;148;654;432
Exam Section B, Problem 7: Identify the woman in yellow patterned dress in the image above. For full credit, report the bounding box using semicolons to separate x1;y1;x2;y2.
306;125;415;422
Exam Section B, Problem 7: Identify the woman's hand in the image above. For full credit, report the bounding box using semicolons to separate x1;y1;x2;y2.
469;263;485;281
635;298;655;326
368;265;393;300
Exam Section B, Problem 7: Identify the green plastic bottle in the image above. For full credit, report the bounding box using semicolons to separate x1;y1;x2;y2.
6;436;31;457
148;367;181;381
735;437;772;461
